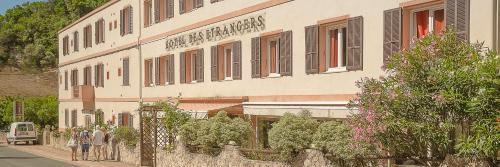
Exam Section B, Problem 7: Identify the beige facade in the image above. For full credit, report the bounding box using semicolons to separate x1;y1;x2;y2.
58;0;497;129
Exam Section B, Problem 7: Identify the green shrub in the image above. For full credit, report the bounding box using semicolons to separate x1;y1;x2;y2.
312;121;374;160
268;111;319;161
113;126;139;149
180;111;252;149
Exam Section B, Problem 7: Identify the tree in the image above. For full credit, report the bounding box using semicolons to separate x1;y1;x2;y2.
348;30;499;166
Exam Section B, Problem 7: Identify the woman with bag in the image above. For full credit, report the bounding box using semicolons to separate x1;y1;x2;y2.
67;127;78;161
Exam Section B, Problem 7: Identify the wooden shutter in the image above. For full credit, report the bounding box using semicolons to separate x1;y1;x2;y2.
65;71;68;90
196;49;204;82
232;41;242;80
123;58;130;86
118;113;123;126
279;31;293;76
128;114;134;128
154;0;160;23
72;110;77;127
180;52;186;83
251;37;261;78
211;46;218;81
168;54;175;84
129;6;133;34
196;0;203;8
383;8;401;66
347;16;363;71
120;9;124;36
94;65;98;87
100;64;104;87
100;20;105;43
155;57;160;85
65;109;69;127
145;60;150;86
167;0;174;18
95;21;99;44
179;0;185;14
88;26;93;47
74;32;79;52
445;0;469;41
305;25;319;74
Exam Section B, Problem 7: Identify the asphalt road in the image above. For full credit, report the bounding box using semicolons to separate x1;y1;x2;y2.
0;144;75;167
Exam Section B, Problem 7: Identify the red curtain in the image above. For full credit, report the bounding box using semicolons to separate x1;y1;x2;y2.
416;10;429;38
434;9;445;35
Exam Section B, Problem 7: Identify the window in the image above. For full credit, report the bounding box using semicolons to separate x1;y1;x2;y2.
84;115;91;128
120;6;133;36
62;36;69;56
70;69;79;87
179;0;203;15
64;71;68;90
410;6;444;39
144;59;153;87
64;109;69;128
155;0;174;23
83;25;92;48
95;19;105;44
71;109;77;127
83;66;92;86
94;64;104;87
180;49;204;83
251;31;292;78
211;41;242;81
118;112;133;128
73;31;79;52
305;16;363;74
144;0;152;27
321;23;347;73
154;54;175;85
123;58;130;86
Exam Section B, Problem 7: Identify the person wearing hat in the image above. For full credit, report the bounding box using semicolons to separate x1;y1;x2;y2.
92;126;104;162
68;127;79;161
79;129;91;160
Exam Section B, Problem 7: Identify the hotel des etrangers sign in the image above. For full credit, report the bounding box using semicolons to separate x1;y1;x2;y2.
165;14;265;51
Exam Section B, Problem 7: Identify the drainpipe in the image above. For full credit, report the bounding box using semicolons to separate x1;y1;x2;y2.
138;0;143;104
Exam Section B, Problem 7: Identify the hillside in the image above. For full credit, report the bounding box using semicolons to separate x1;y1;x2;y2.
0;70;57;97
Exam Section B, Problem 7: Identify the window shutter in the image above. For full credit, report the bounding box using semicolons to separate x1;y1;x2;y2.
279;31;293;76
383;8;401;66
128;114;134;128
65;71;68;90
210;46;218;81
154;0;160;23
100;64;104;87
129;6;133;34
155;57;160;85
347;16;363;71
95;22;99;44
101;20;105;43
180;52;186;83
168;54;175;84
445;0;469;41
74;32;79;52
123;58;130;86
118;113;123;126
65;109;69;127
196;0;203;8
232;41;242;80
88;26;93;47
251;37;261;78
305;25;319;74
94;65;98;87
120;9;124;36
167;0;174;18
179;0;185;14
196;49;204;82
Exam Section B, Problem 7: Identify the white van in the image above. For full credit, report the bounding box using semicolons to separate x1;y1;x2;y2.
6;122;38;145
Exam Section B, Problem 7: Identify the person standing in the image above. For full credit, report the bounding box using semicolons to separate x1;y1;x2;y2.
80;129;91;161
92;126;104;162
102;128;110;160
68;127;79;161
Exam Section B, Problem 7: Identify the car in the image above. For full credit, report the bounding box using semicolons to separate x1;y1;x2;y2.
6;122;38;145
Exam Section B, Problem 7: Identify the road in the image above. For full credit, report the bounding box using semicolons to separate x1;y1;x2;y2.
0;144;75;167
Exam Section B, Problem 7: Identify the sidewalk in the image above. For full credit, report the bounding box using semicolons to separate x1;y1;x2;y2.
7;144;138;167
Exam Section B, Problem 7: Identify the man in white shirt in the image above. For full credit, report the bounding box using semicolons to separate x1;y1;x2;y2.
92;126;104;162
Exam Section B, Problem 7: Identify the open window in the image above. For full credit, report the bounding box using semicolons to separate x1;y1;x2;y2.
144;59;153;87
320;22;347;73
211;41;242;81
180;49;204;84
155;54;175;85
410;6;444;39
251;31;293;78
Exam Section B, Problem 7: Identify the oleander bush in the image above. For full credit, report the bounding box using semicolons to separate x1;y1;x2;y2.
268;111;319;161
113;126;139;149
180;111;252;150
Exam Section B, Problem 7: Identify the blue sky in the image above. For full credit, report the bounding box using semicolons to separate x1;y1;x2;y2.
0;0;43;14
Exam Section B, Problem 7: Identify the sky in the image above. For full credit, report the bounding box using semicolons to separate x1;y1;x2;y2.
0;0;43;14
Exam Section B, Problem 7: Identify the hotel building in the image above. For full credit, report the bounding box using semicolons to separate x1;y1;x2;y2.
58;0;499;144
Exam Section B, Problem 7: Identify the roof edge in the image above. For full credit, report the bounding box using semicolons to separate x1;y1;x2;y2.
58;0;120;34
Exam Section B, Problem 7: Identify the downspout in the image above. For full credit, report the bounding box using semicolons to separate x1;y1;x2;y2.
494;0;498;51
138;0;143;103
